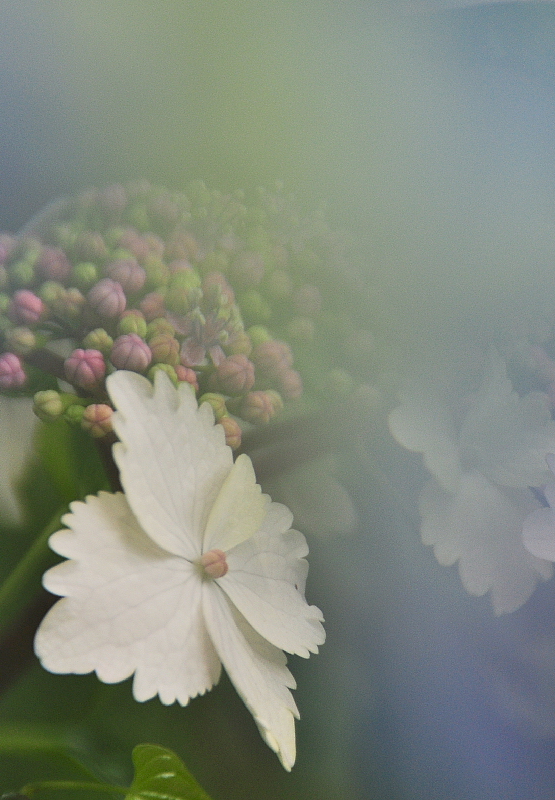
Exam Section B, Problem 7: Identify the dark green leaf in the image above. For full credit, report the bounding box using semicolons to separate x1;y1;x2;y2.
125;745;212;800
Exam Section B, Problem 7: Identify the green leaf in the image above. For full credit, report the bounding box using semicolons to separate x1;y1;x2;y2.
125;745;212;800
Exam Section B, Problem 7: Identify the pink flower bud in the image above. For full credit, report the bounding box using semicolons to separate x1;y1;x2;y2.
139;291;166;321
87;279;126;318
278;369;303;400
218;415;242;449
0;352;26;388
37;247;71;281
199;548;228;579
110;334;152;372
202;272;235;305
107;257;146;293
64;349;106;388
239;390;275;424
117;229;150;261
175;365;199;391
81;403;114;437
9;290;45;325
209;354;255;395
149;333;180;366
251;340;293;380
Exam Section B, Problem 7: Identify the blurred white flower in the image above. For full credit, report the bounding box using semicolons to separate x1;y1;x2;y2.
34;370;325;770
523;454;555;563
0;396;36;525
388;353;555;614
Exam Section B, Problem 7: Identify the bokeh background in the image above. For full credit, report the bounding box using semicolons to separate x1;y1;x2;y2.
3;2;555;799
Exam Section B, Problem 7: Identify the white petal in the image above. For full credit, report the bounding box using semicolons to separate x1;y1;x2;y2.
107;370;233;560
202;453;269;553
419;473;553;614
34;492;221;704
202;583;299;771
388;386;462;492
459;353;555;488
523;507;555;562
219;507;325;656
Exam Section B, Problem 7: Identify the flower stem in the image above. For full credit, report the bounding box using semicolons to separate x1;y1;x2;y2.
0;505;66;640
20;779;127;798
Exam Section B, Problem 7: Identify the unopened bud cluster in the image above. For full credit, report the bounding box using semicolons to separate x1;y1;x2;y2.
0;181;378;447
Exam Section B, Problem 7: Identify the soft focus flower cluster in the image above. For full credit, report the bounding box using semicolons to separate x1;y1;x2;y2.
389;351;555;614
0;181;376;449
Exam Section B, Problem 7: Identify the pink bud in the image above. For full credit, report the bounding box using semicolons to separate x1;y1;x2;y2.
36;247;72;281
117;229;150;261
139;291;166;321
279;369;303;400
0;352;26;388
81;403;114;437
251;340;293;380
202;272;235;305
9;290;45;325
218;415;242;449
107;258;146;293
175;365;199;391
64;349;106;388
209;354;255;395
110;334;152;372
199;548;228;579
87;278;126;318
239;390;275;424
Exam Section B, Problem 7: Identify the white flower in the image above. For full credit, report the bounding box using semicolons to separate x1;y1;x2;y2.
388;353;555;614
34;370;325;770
523;454;555;562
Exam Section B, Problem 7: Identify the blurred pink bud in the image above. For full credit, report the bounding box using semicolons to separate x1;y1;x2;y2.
9;290;45;325
64;349;106;388
110;334;152;372
117;229;150;261
209;354;255;395
98;183;127;214
139;291;166;321
202;272;235;305
239;390;275;424
81;403;114;437
0;352;26;388
37;247;72;281
251;339;293;380
218;415;242;449
107;257;146;293
87;278;126;318
175;364;199;391
278;369;303;400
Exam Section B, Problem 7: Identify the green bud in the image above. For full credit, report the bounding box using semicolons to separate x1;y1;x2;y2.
6;326;37;355
9;259;35;287
64;403;86;425
146;317;175;339
71;262;99;291
247;325;272;347
238;290;272;325
117;313;148;338
148;363;178;386
326;368;355;397
33;390;65;420
83;327;113;354
199;250;229;274
198;392;228;420
125;203;150;232
143;255;169;290
0;293;10;314
39;281;65;306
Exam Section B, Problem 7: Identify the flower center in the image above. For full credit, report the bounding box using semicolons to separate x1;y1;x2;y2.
199;548;228;579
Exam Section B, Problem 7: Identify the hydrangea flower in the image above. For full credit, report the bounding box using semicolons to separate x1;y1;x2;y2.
34;369;325;770
388;352;555;614
523;454;555;562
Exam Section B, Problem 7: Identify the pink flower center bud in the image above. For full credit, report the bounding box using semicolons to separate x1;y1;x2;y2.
87;278;126;318
0;352;26;388
199;549;228;579
9;290;45;325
